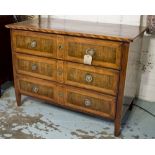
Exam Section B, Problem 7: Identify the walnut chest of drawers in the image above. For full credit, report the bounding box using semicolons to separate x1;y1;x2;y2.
6;18;146;136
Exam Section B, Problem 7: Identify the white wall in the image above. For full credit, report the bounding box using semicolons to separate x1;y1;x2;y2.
51;15;140;26
41;15;155;102
138;35;155;102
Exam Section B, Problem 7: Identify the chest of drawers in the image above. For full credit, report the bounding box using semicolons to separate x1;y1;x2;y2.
6;18;146;136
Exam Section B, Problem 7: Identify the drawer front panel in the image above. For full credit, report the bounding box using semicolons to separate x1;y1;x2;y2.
65;87;116;119
15;54;57;81
12;30;57;58
17;76;116;119
18;78;57;102
64;62;119;95
64;36;122;69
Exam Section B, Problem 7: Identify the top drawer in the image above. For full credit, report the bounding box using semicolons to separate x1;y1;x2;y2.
64;36;122;69
12;30;122;69
12;30;57;58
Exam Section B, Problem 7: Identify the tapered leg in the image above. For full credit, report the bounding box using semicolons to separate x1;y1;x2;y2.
11;48;21;106
114;43;129;137
114;119;121;137
15;89;21;106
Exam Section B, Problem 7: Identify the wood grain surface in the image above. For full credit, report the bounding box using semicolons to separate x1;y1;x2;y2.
6;18;147;42
7;18;146;136
17;75;115;119
64;62;119;96
64;36;122;69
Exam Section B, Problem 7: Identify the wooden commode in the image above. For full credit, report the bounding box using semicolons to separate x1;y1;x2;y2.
6;18;146;136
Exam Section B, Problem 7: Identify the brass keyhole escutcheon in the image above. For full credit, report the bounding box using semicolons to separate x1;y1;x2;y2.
57;68;63;75
58;92;64;97
58;45;64;50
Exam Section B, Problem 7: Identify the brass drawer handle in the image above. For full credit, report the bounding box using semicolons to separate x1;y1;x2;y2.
86;48;95;56
32;86;39;93
85;74;93;83
31;63;38;71
30;40;37;48
84;99;92;107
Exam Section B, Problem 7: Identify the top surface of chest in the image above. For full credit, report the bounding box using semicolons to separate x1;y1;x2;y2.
6;17;146;42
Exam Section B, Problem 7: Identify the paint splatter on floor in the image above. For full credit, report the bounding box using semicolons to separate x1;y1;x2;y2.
0;87;155;139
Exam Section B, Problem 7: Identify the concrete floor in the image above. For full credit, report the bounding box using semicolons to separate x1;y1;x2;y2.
0;84;155;139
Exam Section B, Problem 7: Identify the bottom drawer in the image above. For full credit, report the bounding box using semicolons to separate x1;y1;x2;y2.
65;87;116;119
18;76;58;103
17;76;116;119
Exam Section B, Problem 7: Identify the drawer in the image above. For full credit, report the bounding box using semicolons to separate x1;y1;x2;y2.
65;86;116;119
64;36;122;69
64;62;119;95
12;30;57;58
18;77;58;102
17;75;116;119
15;53;57;81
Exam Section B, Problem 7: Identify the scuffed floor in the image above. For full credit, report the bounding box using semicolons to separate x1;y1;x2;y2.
0;86;155;139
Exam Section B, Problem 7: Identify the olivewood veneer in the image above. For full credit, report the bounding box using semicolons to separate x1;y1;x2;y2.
6;17;147;136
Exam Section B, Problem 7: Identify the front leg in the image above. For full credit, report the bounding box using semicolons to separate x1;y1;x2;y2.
114;116;121;136
14;87;21;106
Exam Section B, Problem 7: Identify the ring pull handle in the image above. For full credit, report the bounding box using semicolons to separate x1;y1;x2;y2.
84;99;92;107
30;40;37;48
85;74;93;83
32;86;39;93
86;48;95;56
31;63;38;71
